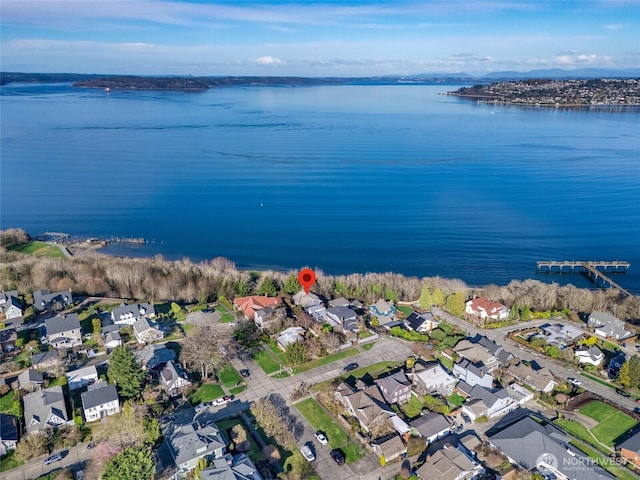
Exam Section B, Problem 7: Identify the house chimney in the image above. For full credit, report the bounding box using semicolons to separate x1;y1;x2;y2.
426;454;431;463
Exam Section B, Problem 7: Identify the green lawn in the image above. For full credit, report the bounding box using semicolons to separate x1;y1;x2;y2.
217;305;236;323
570;440;639;480
190;384;224;405
400;395;424;419
581;401;638;446
253;348;281;374
0;450;23;472
219;364;243;388
7;241;66;258
554;419;611;455
447;393;466;408
361;342;375;351
229;385;246;395
397;305;414;318
0;392;17;414
580;372;617;389
295;398;364;464
292;348;360;374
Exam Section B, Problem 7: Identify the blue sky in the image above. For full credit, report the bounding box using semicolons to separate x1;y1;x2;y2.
1;0;638;76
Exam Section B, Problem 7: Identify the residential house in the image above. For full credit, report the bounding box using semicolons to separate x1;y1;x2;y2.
81;382;120;422
617;430;640;469
539;323;585;348
453;359;494;388
253;306;286;332
234;295;281;320
164;420;228;474
326;306;358;331
184;310;222;328
23;385;71;434
454;340;500;372
375;371;412;405
0;291;22;323
489;415;614;480
132;317;164;344
0;327;18;358
66;365;98;390
44;313;82;349
588;311;633;341
292;291;322;309
404;311;439;333
505;383;534;405
0;414;18;456
306;303;327;322
276;326;305;351
410;411;451;444
471;334;515;366
575;345;605;366
507;363;556;393
329;297;351;308
464;297;509;322
415;443;485;480
18;368;44;392
609;352;627;378
160;360;192;397
369;299;397;318
461;385;518;420
201;453;263;480
33;289;73;312
111;302;155;326
409;359;457;396
102;328;123;351
371;434;407;462
134;343;176;371
31;349;62;372
334;381;396;434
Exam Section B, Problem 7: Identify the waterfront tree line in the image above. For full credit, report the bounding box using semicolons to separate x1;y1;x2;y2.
1;228;638;321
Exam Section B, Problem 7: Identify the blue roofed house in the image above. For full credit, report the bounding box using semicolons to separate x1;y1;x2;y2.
81;382;120;422
45;313;82;349
33;289;72;312
369;299;397;318
609;351;627;378
164;419;228;475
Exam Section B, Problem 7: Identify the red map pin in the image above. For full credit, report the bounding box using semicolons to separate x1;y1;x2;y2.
298;268;316;294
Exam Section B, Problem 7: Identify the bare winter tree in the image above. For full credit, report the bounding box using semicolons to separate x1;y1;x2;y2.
180;326;225;379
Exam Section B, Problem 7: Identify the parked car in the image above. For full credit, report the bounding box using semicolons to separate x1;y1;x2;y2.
330;448;345;465
240;369;251;378
44;454;62;465
343;362;359;372
568;377;581;386
160;415;175;423
86;442;95;450
314;431;328;445
462;413;472;424
194;403;208;413
617;388;631;398
301;443;315;462
223;395;234;403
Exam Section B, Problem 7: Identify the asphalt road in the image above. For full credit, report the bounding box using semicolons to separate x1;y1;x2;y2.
0;443;90;480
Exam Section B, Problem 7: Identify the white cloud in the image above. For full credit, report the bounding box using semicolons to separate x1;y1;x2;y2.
605;23;623;30
254;56;286;66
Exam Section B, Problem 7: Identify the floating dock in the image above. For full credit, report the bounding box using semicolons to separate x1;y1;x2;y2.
536;260;632;297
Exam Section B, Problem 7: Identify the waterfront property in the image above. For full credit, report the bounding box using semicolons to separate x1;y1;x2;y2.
588;311;633;341
33;289;73;312
464;297;509;322
111;302;155;326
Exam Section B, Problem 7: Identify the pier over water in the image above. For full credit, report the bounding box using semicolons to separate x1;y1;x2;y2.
536;261;632;297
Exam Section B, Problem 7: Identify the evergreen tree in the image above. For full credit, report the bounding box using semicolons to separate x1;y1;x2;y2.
629;355;640;388
509;303;519;321
432;288;445;307
283;273;301;294
102;446;154;480
520;305;532;321
419;285;433;310
108;346;144;399
258;276;277;296
445;291;466;317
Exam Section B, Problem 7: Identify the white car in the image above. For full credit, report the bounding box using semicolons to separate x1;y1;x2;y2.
314;431;328;445
568;377;582;386
300;444;315;462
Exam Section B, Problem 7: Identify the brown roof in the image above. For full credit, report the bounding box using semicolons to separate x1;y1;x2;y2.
233;295;281;319
467;297;506;316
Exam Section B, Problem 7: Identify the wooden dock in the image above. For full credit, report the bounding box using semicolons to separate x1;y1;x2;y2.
536;260;632;297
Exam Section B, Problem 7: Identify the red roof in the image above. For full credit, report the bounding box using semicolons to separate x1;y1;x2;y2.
233;295;281;318
468;297;505;316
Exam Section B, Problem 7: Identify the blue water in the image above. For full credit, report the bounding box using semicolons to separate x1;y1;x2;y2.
1;83;639;291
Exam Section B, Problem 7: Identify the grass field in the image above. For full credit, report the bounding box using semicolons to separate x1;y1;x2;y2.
7;241;66;258
217;305;236;323
253;348;281;374
400;395;425;419
581;401;638;447
397;305;414;318
190;384;224;405
292;348;360;374
0;392;17;414
219;364;243;388
570;440;639;480
295;398;364;464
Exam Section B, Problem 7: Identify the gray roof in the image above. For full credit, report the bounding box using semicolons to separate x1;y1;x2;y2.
31;349;60;367
33;289;72;310
405;311;434;330
618;431;640;454
104;331;122;345
375;371;411;398
134;344;176;370
160;360;190;391
112;302;155;321
326;306;357;322
133;317;153;334
0;413;18;442
468;385;508;410
589;311;632;340
0;290;19;302
489;416;614;480
101;324;120;334
185;310;222;327
18;368;44;387
45;313;81;336
201;454;263;480
81;382;119;410
473;334;515;364
23;386;69;433
329;297;350;308
457;359;491;380
410;411;450;438
165;421;227;467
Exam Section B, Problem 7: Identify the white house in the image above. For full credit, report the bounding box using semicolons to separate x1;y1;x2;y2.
575;346;605;366
132;317;164;344
588;311;633;341
160;360;192;397
45;313;82;349
0;291;22;322
111;302;155;326
409;360;457;396
23;386;71;433
66;365;99;391
81;382;120;422
454;359;494;389
410;412;451;445
276;327;305;350
465;297;509;321
462;385;518;420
